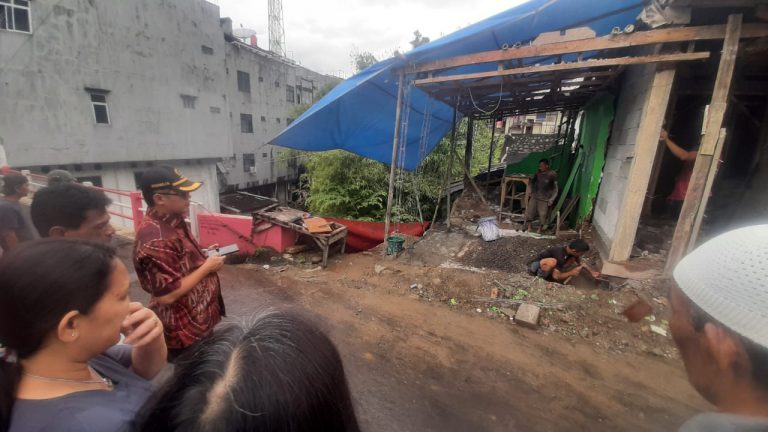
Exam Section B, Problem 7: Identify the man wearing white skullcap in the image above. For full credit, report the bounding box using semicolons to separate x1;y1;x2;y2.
671;224;768;431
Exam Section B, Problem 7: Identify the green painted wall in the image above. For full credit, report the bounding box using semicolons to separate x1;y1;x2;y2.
502;94;615;228
571;94;615;224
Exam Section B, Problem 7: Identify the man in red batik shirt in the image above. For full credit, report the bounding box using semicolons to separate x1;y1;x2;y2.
133;166;225;359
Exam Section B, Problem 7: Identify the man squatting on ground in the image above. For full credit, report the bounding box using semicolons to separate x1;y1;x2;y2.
671;225;768;431
133;166;226;359
528;239;600;283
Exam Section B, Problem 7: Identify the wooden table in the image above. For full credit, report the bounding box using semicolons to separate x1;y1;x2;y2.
252;204;348;267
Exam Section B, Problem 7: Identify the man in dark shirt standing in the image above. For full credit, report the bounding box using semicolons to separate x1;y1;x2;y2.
0;174;34;253
528;239;600;282
133;166;225;359
525;159;558;233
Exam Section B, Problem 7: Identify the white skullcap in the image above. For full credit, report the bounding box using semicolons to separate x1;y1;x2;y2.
673;224;768;349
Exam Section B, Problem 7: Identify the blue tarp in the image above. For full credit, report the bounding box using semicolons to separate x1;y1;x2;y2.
271;0;643;170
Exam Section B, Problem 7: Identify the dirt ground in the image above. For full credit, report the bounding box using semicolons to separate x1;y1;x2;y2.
123;231;709;432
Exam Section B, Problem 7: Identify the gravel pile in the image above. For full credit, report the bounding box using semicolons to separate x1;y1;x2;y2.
460;235;564;272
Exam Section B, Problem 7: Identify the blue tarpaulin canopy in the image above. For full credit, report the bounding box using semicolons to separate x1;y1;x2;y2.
270;0;643;170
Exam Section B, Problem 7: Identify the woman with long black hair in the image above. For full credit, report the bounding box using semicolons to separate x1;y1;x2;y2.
0;239;167;432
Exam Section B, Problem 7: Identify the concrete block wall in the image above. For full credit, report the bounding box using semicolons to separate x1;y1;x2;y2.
502;134;559;155
221;43;339;191
0;0;232;167
593;64;659;249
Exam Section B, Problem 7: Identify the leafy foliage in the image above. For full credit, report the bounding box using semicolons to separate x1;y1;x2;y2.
409;30;431;48
304;151;389;221
351;51;378;73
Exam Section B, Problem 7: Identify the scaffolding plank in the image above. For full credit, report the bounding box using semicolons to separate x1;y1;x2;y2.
408;23;768;75
413;52;710;86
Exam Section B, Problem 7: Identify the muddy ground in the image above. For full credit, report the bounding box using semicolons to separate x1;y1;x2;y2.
122;231;708;432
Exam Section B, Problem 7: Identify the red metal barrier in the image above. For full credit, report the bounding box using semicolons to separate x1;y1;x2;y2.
1;168;144;231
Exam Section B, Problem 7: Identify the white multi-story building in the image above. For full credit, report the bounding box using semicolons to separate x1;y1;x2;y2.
219;29;338;200
0;0;337;216
504;112;562;135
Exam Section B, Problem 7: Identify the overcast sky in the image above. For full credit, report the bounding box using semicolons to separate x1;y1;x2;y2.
216;0;524;78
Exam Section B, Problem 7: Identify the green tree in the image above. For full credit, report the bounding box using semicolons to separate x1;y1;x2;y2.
409;30;431;49
304;151;389;220
351;50;378;73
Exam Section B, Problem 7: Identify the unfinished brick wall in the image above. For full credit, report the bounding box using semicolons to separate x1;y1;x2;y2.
593;64;659;251
500;134;558;164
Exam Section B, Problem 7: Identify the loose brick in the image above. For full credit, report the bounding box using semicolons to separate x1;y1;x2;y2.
514;303;541;329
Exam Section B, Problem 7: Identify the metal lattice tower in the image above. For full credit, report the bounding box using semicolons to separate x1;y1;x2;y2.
268;0;286;57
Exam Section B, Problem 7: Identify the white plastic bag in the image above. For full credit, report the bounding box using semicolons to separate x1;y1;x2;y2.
477;216;499;242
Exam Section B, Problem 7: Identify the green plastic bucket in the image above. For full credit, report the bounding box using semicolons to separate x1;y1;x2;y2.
386;236;405;255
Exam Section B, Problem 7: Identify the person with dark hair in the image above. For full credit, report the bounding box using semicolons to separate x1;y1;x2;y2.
671;225;768;431
45;170;76;187
0;174;34;252
136;309;360;432
528;239;599;282
0;239;167;432
524;159;559;233
134;166;225;359
30;183;115;240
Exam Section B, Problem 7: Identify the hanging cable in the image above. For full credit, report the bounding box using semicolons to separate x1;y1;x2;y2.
468;80;504;115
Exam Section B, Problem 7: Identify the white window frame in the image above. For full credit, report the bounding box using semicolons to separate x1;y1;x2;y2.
0;0;32;34
87;90;111;125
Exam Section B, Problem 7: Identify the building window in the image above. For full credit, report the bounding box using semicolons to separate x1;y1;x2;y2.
536;112;547;121
243;153;255;173
0;0;31;33
296;90;302;105
181;94;197;109
258;76;264;83
209;106;221;114
286;85;295;103
86;89;110;124
240;114;253;133
201;45;214;55
262;152;268;158
274;81;280;88
276;117;281;124
237;70;251;93
76;176;103;187
260;116;266;122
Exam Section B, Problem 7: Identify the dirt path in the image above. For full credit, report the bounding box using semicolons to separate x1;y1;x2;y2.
129;249;708;432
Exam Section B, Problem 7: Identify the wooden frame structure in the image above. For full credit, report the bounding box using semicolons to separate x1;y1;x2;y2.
253;204;348;267
382;19;768;264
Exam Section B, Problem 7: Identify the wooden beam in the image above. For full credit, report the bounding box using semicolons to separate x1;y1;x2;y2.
424;70;616;94
688;129;727;249
413;52;709;86
407;24;768;75
665;14;742;274
608;67;677;262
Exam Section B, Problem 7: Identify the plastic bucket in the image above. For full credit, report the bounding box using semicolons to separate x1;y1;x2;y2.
386;236;405;255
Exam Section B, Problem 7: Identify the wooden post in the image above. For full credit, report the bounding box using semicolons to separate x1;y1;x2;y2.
688;128;727;248
445;107;459;227
383;72;405;249
643;89;680;217
608;66;677;262
486;118;497;197
464;117;474;186
666;14;742;274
